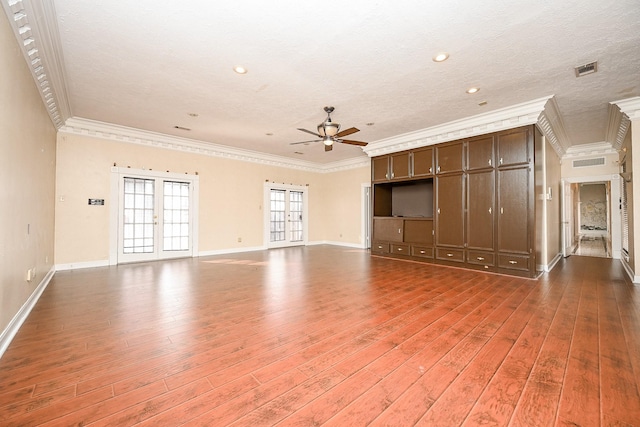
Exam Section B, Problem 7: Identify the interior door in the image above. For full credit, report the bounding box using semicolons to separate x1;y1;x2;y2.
117;175;195;263
266;184;308;248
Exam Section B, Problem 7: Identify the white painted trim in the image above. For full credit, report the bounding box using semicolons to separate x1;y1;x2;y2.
198;246;266;257
55;260;110;271
620;257;639;284
544;252;563;272
612;96;640;121
307;241;365;249
363;96;552;157
361;183;372;250
0;267;55;359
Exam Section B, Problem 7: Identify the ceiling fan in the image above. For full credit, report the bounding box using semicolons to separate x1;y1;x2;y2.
290;106;368;151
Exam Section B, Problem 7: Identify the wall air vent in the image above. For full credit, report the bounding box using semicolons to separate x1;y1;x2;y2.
573;157;605;168
574;61;598;77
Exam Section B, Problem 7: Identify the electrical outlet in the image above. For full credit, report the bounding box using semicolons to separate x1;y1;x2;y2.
237;237;242;243
26;268;36;282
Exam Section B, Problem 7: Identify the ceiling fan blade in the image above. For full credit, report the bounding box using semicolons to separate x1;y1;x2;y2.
297;128;322;137
324;144;333;152
335;127;360;138
290;139;321;145
339;139;368;146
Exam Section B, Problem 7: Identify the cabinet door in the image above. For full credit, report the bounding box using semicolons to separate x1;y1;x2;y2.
497;167;530;253
412;147;434;177
497;127;531;167
467;170;494;251
436;142;464;174
436;174;465;247
390;152;411;180
467;135;494;170
372;156;390;182
404;219;433;245
373;218;404;242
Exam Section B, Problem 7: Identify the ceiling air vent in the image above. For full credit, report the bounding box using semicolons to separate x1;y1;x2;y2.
573;157;605;168
575;61;598;77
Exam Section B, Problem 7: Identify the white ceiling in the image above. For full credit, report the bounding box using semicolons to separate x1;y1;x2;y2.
5;0;640;164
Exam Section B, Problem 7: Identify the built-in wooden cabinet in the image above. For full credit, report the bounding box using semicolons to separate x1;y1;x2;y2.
372;147;435;183
371;125;536;278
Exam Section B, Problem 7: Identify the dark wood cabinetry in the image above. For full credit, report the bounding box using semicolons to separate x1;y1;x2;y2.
372;148;434;182
371;125;536;278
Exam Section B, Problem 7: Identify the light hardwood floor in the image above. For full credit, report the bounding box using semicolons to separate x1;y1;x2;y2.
1;246;639;426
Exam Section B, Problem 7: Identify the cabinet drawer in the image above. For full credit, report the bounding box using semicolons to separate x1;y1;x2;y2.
498;253;530;271
467;250;495;266
372;242;390;254
412;245;433;258
391;244;410;255
436;247;465;262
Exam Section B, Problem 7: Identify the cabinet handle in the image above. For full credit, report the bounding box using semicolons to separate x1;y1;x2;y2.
398;228;402;234
378;245;383;249
477;256;485;261
499;157;503;165
385;173;389;179
509;260;518;264
398;248;403;251
429;166;433;174
488;207;492;214
500;207;504;214
437;208;441;214
391;172;395;179
488;158;492;166
420;250;426;254
447;253;454;257
437;166;441;173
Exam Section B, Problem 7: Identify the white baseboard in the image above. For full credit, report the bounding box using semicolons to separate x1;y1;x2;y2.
545;252;563;272
307;240;366;249
620;257;639;284
0;266;55;359
55;260;110;271
198;246;266;257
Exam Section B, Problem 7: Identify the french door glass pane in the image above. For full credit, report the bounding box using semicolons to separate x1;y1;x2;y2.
270;189;286;242
290;191;303;242
163;181;190;251
123;177;155;254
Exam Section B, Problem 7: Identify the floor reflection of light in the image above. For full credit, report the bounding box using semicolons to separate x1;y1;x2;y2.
263;248;308;321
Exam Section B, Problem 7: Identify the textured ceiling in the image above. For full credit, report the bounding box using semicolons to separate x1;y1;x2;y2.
11;0;640;163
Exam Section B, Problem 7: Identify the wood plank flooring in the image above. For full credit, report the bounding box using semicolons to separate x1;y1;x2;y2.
1;246;639;426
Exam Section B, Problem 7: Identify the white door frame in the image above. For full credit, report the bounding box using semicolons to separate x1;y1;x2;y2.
562;174;620;259
109;167;199;265
263;182;308;249
561;180;574;257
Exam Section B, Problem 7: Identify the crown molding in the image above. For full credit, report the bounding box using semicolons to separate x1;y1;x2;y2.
363;96;553;157
60;117;369;174
562;141;617;159
606;102;631;151
613;96;640;121
537;96;571;157
2;0;71;128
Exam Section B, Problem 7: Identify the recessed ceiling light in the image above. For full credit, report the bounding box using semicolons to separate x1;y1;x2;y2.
233;66;248;74
466;87;480;94
187;112;199;117
432;53;449;62
478;101;488;106
366;122;375;126
265;132;273;136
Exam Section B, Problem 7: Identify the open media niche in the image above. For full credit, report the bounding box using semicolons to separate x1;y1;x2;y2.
373;179;434;218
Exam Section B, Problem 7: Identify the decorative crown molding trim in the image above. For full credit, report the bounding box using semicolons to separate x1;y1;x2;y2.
60;117;369;174
606;103;631;151
363;96;553;157
537;96;571;157
613;96;640;121
561;141;617;159
2;0;71;128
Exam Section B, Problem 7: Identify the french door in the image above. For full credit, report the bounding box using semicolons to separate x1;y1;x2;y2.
110;168;199;264
264;183;308;248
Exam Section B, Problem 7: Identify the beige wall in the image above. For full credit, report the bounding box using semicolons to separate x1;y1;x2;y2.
0;15;57;331
55;133;370;265
545;136;562;263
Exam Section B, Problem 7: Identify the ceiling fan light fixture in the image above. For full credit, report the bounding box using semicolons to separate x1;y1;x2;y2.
322;136;334;146
318;121;340;137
